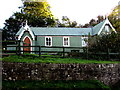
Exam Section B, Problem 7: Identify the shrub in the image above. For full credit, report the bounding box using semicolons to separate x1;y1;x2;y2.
88;32;120;60
88;32;120;52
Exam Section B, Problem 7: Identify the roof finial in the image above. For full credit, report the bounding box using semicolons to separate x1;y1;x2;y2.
24;20;29;30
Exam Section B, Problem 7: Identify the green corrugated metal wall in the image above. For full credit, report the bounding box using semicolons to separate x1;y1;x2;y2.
20;32;83;53
36;36;82;47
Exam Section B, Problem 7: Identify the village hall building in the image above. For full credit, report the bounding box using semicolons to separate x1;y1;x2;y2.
16;18;116;53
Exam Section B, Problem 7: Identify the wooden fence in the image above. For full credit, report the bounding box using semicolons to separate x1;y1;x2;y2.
2;45;87;58
2;45;120;60
2;40;120;60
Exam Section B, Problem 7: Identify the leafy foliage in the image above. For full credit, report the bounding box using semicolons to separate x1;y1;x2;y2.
56;16;78;27
23;1;53;17
83;4;120;30
108;5;120;32
83;15;105;28
3;13;25;40
2;1;56;40
88;32;120;53
97;15;104;23
22;1;55;27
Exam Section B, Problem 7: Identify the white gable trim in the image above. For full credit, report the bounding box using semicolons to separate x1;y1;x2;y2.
98;18;116;35
18;26;35;40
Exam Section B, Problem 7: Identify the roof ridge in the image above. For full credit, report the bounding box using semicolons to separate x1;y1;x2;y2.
30;27;92;29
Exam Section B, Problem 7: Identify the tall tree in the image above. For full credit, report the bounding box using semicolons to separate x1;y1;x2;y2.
3;0;56;40
83;15;105;27
60;16;78;27
70;21;77;27
97;15;104;23
61;16;71;27
19;1;56;27
82;23;90;28
23;1;53;18
108;5;120;32
89;19;97;27
3;13;25;40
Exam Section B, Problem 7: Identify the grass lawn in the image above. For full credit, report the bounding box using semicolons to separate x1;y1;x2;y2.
2;80;110;89
1;54;120;64
2;54;120;89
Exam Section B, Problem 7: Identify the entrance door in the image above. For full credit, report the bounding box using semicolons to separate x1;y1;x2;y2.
23;37;31;53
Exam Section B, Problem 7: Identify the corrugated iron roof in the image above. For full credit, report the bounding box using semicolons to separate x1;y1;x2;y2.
31;27;92;36
16;19;107;36
93;20;106;35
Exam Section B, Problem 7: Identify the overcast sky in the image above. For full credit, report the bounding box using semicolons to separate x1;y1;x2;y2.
0;0;119;28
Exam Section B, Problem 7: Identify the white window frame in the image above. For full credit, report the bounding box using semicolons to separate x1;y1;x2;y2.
81;37;88;47
63;37;70;47
45;37;52;46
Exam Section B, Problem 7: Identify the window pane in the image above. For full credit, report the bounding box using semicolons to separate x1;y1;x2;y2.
46;38;48;41
66;38;68;41
49;42;51;46
46;37;52;46
64;37;69;46
65;41;68;45
46;42;48;45
49;38;51;42
64;41;66;45
64;38;66;41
